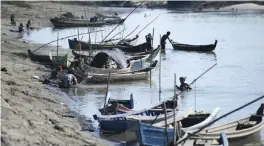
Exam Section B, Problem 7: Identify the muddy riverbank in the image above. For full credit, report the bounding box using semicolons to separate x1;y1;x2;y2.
1;2;130;145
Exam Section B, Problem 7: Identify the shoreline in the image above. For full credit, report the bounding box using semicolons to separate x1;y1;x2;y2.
1;2;128;145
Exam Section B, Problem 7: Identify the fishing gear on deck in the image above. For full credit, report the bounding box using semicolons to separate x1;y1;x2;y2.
175;94;264;145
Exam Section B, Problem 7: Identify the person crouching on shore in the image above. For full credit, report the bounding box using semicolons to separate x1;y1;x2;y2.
59;69;78;88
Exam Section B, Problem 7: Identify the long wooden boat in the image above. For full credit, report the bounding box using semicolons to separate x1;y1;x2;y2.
95;12;120;19
27;49;52;63
50;17;106;27
136;107;220;146
68;36;140;52
81;60;158;84
192;103;264;141
93;97;180;133
77;46;160;75
171;40;218;52
72;45;160;62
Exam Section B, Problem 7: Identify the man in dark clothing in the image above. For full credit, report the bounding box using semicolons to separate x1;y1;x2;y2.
26;20;31;30
145;33;153;51
10;14;16;26
160;31;171;50
176;77;192;91
18;23;24;33
50;66;62;79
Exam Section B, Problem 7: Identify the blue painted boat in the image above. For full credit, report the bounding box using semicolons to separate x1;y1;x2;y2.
136;107;221;146
94;99;181;133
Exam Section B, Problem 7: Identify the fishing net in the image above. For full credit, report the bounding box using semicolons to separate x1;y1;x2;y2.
100;48;128;69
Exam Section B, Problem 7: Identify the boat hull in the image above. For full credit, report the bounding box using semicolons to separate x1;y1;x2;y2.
171;40;217;52
50;18;105;27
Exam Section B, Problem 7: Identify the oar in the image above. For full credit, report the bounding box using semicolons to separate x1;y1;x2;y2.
176;94;264;145
25;29;103;59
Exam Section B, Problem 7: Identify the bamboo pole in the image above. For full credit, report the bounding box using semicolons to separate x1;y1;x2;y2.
173;73;177;145
103;71;111;114
163;102;169;146
56;32;59;66
28;30;103;56
135;15;160;37
159;34;162;93
150;27;154;87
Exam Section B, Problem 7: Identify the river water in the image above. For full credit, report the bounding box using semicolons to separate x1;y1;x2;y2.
24;8;264;145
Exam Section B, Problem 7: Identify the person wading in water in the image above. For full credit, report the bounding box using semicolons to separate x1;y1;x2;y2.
26;20;31;30
176;77;192;91
160;31;171;51
18;23;24;33
10;14;16;26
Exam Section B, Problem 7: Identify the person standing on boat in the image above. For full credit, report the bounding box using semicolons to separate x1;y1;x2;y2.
160;31;171;50
176;77;192;91
145;33;153;51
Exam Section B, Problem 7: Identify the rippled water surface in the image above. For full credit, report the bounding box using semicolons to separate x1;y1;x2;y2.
24;9;264;145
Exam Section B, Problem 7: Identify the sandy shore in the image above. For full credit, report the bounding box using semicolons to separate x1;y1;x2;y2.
0;2;129;146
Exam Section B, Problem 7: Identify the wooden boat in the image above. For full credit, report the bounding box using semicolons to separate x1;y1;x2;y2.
192;103;264;141
103;17;125;25
180;132;229;146
170;40;218;52
95;12;120;19
72;45;160;62
27;49;52;63
81;60;158;84
93;98;180;133
50;17;106;27
48;52;72;68
77;46;160;75
68;35;139;51
98;92;134;115
136;107;220;146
